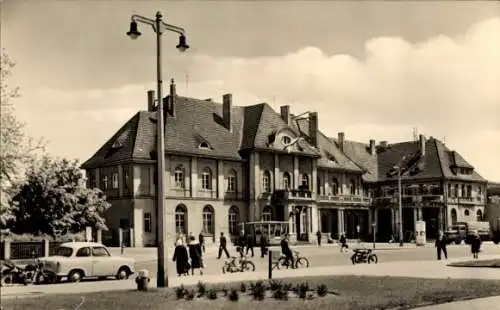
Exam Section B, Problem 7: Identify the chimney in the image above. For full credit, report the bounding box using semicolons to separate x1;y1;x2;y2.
168;78;176;117
369;139;376;156
147;90;155;112
308;112;318;147
338;132;345;152
280;105;291;125
419;134;426;156
222;93;232;131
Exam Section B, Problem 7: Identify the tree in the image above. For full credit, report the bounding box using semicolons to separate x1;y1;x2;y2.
0;49;44;227
11;156;110;237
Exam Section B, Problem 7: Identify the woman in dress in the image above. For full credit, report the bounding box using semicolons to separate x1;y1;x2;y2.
470;230;482;259
172;239;189;276
187;236;204;275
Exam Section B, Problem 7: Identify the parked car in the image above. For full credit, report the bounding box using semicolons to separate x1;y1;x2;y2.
39;242;135;283
445;221;491;244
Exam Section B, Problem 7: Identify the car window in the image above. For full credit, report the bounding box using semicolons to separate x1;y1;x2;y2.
55;246;73;257
92;246;110;257
76;247;91;257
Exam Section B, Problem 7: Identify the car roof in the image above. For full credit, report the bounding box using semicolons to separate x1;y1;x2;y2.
59;242;106;248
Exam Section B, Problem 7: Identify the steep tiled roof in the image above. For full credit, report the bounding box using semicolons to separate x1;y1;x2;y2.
488;182;500;196
435;139;486;182
342;140;378;182
295;119;363;173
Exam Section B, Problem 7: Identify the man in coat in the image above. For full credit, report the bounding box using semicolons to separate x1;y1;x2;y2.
435;230;448;260
280;234;295;269
245;232;255;257
217;232;230;259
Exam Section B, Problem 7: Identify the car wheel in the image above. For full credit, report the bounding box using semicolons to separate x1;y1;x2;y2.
68;270;84;283
116;267;130;280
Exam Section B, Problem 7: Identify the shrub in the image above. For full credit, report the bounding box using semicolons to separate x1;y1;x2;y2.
252;281;266;301
207;288;218;300
175;285;186;299
317;284;328;297
273;288;288;301
197;281;206;297
298;282;310;299
229;288;239;301
240;283;247;293
221;287;229;297
283;283;293;292
185;290;195;301
269;280;283;291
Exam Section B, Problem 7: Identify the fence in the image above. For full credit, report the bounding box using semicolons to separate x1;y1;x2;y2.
0;240;66;260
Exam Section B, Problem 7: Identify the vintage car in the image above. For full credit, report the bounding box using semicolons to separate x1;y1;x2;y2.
40;242;135;283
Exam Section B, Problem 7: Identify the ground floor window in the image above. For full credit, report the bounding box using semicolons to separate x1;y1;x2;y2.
202;205;215;234
175;204;187;235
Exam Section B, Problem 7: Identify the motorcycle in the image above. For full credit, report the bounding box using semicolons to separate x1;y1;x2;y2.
350;248;378;265
1;259;54;286
221;255;255;273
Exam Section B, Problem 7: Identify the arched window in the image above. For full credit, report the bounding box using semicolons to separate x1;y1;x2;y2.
201;167;212;190
349;179;356;195
262;170;271;192
262;205;272;221
301;174;309;188
283;172;291;190
202;205;215;234
332;178;339;196
174;165;185;188
175;204;187;234
451;208;457;225
317;177;321;194
461;184;466;197
476;209;483;221
228;206;240;235
464;209;470;216
226;169;237;192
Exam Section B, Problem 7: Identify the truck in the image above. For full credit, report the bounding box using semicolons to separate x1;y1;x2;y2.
485;203;500;244
444;221;491;245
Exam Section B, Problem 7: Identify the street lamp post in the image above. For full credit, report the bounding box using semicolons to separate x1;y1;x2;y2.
396;167;404;247
127;11;189;288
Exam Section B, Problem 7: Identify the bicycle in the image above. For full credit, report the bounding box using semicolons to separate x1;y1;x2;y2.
221;254;255;273
272;250;310;270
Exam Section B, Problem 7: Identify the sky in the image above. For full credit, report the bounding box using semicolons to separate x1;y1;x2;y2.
2;1;500;181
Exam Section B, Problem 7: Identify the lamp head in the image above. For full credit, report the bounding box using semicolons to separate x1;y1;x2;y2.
127;20;141;40
176;34;189;52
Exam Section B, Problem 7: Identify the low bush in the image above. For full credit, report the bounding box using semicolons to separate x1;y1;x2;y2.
269;280;283;291
207;288;218;300
273;288;288;301
316;284;328;297
297;282;310;299
221;287;228;297
185;290;195;301
197;281;206;297
240;283;247;293
228;288;239;301
175;285;186;300
252;281;266;301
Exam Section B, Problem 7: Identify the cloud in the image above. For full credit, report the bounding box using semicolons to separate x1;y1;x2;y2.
16;18;500;180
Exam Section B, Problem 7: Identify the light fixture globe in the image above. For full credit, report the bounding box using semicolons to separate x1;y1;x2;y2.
176;35;189;52
127;21;141;39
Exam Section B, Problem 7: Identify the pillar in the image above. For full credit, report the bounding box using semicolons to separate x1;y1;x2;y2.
293;156;299;189
217;160;224;199
190;157;198;197
337;208;344;236
368;209;373;234
373;209;379;235
4;240;11;260
274;154;280;190
437;207;443;232
253;153;261;199
97;229;102;243
417;207;423;221
413;207;418;229
312;160;317;196
43;239;50;257
390;208;396;234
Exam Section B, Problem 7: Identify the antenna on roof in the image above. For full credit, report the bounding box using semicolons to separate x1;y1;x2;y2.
185;70;189;96
413;127;418;141
443;136;446;144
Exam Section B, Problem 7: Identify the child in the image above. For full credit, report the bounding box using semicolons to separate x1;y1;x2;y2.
339;233;349;253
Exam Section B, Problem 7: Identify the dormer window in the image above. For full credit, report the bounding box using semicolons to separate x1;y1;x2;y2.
282;135;291;145
199;142;210;149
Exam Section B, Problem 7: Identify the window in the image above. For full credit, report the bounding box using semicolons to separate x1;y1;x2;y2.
454;184;459;197
90;173;97;188
112;172;119;189
317;177;321;194
464;209;470;216
283;172;291;190
447;184;452;197
202;205;215;234
262;205;272;221
175;205;187;234
199;142;210;149
451;208;457;225
102;175;109;190
144;212;152;233
123;169;129;191
201;168;212;190
228;206;239;235
282;135;291;145
478;186;482;195
119;218;129;229
349;179;356;195
76;247;91;257
138;166;151;195
332;178;339;195
467;185;472;197
476;209;483;221
174;166;185;188
262;170;271;192
91;246;110;257
461;184;466;197
227;170;236;192
301;174;309;188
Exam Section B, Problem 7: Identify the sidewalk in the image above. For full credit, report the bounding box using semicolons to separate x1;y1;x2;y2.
416;295;500;310
2;254;499;298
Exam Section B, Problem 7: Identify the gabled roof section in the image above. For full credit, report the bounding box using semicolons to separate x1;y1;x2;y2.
295;118;363;173
342;140;379;182
81;112;141;169
449;150;474;169
434;139;486;182
377;138;444;182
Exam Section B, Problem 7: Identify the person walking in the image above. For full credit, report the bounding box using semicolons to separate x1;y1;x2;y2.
435;230;448;260
259;232;268;258
217;232;230;259
316;230;322;246
339;233;349;253
172;239;189;276
187;236;203;275
237;231;246;257
280;234;295;269
198;232;205;254
470;230;482;259
245;232;255;257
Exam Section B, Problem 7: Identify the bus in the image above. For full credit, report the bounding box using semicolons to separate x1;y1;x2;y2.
237;221;289;246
